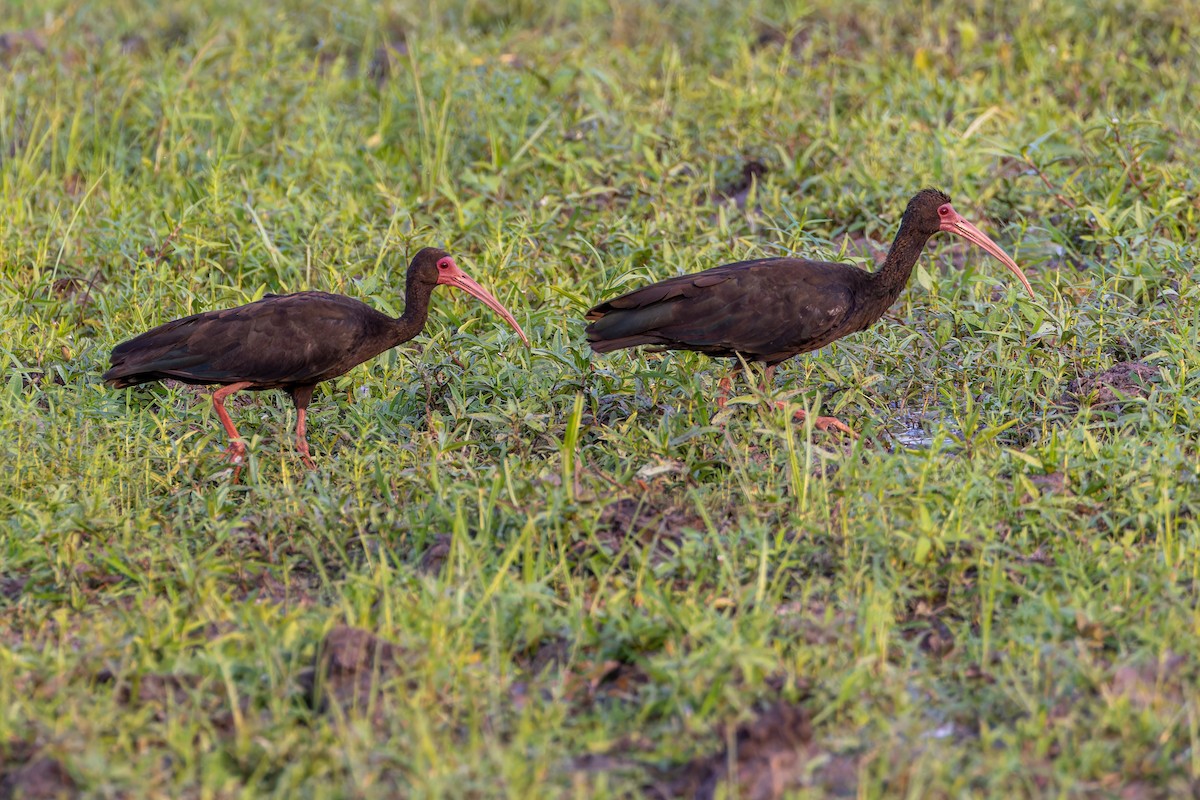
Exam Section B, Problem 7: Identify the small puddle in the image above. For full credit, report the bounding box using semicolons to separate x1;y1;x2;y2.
893;421;936;449
889;410;961;451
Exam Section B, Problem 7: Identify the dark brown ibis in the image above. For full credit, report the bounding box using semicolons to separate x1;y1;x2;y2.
585;189;1034;433
104;247;528;473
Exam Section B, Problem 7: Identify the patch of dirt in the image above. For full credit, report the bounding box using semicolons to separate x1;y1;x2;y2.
0;755;77;800
155;15;197;50
774;600;857;647
244;571;319;607
1063;361;1160;408
750;16;874;67
1012;472;1103;530
645;701;857;799
119;34;148;56
18;370;65;390
70;557;125;592
515;636;572;677
298;626;411;724
60;172;87;197
0;29;47;61
0;576;26;601
574;498;702;568
367;40;407;86
1012;546;1053;567
964;662;998;684
141;224;184;267
509;636;572;712
0;739;38;766
217;524;326;605
901;613;957;659
1027;471;1067;496
592;388;658;427
1073;611;1114;650
96;669;198;706
753;23;811;54
228;543;323;604
308;14;408;84
51;276;98;307
563;657;650;707
1107;651;1189;710
1117;781;1173;800
94;669;244;734
416;533;452;575
514;636;654;711
711;159;769;210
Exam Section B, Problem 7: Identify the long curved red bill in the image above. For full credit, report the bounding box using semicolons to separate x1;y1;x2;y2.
437;261;530;345
939;206;1035;299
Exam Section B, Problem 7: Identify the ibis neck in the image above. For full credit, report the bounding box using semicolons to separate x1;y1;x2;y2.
869;222;935;305
391;277;437;343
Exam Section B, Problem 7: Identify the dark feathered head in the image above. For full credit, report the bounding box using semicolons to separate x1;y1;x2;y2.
406;247;455;287
901;188;954;235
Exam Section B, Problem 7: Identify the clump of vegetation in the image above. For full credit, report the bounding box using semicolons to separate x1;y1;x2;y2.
1;0;1197;796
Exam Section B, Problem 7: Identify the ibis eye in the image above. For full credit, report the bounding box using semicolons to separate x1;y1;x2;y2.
938;205;950;216
437;259;451;270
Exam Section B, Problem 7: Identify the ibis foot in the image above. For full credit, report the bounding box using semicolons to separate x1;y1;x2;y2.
224;440;247;481
295;441;316;470
778;403;858;438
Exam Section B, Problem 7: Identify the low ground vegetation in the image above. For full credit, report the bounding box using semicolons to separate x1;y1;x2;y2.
2;1;1198;796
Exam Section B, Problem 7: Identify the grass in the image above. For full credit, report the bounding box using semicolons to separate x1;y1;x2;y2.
1;0;1198;796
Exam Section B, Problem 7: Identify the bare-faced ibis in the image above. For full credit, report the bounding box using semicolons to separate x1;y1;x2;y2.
104;247;528;473
585;189;1034;433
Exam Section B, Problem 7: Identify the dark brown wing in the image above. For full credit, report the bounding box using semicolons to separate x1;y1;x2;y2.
586;258;867;364
103;292;396;389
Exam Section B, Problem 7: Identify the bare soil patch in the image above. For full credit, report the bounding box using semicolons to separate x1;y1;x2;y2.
298;626;410;725
0;753;76;800
1063;361;1160;408
573;497;702;567
646;701;858;799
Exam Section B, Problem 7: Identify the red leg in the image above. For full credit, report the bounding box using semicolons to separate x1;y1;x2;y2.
717;363;780;410
715;359;755;410
290;385;317;469
212;381;255;477
761;364;776;392
294;407;315;468
716;374;733;409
